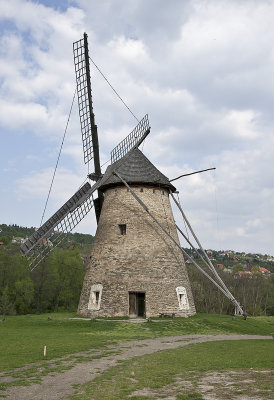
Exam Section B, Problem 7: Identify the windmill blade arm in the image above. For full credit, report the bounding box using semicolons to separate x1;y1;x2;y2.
73;34;101;173
26;192;95;272
25;230;68;272
21;181;100;257
110;114;150;163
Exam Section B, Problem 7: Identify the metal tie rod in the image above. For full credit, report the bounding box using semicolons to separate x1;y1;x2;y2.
169;168;216;182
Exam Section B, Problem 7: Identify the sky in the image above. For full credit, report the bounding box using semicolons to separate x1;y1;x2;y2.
0;0;273;255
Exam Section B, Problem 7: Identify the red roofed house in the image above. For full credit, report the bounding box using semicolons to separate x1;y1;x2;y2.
259;267;271;275
40;238;53;247
236;270;252;278
12;237;26;244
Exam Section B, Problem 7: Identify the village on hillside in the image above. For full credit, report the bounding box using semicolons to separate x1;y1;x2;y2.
0;224;93;249
198;249;273;275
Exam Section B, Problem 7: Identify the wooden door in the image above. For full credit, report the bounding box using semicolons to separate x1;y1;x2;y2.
129;292;136;316
129;292;146;317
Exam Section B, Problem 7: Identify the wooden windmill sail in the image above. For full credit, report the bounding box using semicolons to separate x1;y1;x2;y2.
21;33;243;317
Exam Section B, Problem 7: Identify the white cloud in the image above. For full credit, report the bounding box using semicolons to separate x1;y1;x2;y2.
108;36;149;63
16;167;83;202
15;165;97;233
0;0;84;140
0;99;48;130
1;0;274;255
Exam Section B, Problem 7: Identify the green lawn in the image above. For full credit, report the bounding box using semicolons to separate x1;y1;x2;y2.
0;312;273;371
71;340;274;400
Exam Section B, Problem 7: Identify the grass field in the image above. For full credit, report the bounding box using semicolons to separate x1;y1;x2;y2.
0;312;273;371
71;340;274;400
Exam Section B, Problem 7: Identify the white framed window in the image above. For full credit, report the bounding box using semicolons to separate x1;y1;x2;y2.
88;284;103;310
176;286;189;310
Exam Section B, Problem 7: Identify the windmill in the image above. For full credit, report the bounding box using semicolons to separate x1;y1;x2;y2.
21;33;243;318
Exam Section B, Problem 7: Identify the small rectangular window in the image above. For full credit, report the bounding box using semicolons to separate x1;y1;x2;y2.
119;224;126;235
176;286;189;310
88;284;103;311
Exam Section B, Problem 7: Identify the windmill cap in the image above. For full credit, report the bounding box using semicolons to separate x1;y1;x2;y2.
98;148;176;192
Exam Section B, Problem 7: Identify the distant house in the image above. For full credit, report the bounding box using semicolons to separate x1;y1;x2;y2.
12;237;26;244
216;264;224;269
68;245;75;250
0;241;4;246
207;249;213;255
224;250;234;256
249;266;271;275
235;270;252;278
40;238;53;247
259;267;271;275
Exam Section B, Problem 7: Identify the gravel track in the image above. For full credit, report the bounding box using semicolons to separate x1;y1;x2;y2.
3;334;271;399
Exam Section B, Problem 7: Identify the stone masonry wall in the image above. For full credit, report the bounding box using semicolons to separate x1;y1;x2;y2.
78;185;196;318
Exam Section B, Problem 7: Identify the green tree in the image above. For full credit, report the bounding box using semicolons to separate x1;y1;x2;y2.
14;278;34;314
232;263;245;274
0;286;15;316
251;266;261;276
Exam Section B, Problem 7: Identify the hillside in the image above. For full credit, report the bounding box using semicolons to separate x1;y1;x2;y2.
0;223;94;247
0;224;273;316
183;248;274;274
184;248;274;316
0;224;94;316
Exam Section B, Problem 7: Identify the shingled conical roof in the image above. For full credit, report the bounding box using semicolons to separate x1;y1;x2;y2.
98;148;176;192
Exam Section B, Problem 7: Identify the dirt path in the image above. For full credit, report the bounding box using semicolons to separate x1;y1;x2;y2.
2;334;271;399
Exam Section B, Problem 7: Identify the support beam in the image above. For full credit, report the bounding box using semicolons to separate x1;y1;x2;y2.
170;191;243;315
176;224;211;269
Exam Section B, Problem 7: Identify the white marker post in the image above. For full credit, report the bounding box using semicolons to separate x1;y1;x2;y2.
43;345;47;357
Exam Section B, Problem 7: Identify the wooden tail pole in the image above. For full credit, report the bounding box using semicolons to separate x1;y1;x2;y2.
175;224;212;269
170;191;243;315
113;171;242;308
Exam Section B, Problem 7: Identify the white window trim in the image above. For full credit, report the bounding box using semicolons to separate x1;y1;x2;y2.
176;286;190;310
88;284;103;311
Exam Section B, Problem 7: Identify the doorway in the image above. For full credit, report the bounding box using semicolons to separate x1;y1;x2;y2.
129;292;146;317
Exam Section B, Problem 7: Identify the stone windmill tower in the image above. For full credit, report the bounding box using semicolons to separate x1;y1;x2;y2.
21;33;243;317
78;148;195;318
